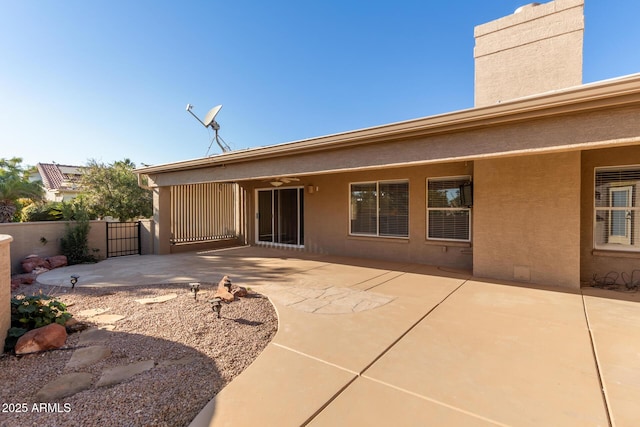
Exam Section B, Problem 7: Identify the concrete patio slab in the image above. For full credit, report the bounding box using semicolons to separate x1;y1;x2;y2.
583;291;640;427
363;281;609;427
33;247;639;426
308;376;498;427
189;344;356;427
268;272;464;374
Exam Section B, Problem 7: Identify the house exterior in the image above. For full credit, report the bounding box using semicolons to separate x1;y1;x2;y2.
31;163;86;202
135;0;640;289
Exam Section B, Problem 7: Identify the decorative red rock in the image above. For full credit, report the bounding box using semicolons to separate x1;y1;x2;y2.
15;323;68;355
232;286;248;298
21;255;50;273
47;255;68;269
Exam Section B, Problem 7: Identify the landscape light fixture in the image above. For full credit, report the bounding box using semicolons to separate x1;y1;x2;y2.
210;298;222;318
70;275;79;288
189;282;200;301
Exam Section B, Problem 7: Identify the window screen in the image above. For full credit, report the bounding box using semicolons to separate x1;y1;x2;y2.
350;181;408;237
427;177;471;241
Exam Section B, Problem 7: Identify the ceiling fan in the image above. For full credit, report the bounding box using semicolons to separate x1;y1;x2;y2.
263;177;300;187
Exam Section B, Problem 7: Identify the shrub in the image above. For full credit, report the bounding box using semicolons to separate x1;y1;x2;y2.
21;202;65;222
60;200;96;265
4;294;73;353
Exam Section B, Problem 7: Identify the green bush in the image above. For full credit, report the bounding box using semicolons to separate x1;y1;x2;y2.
4;294;73;353
21;202;65;222
60;200;96;265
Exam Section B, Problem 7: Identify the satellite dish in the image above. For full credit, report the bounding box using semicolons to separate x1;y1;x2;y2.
186;103;231;154
203;105;223;128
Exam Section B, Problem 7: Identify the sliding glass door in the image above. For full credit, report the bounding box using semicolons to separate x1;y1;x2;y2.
257;188;304;246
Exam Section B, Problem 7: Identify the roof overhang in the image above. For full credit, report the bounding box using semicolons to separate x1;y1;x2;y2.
136;73;640;177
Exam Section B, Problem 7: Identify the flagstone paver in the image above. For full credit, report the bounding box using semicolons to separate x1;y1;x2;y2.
65;346;112;369
258;284;394;314
76;307;111;317
78;327;112;345
35;373;94;401
134;293;178;304
96;360;156;388
89;314;125;324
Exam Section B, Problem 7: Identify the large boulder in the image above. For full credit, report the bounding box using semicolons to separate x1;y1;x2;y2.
21;255;50;273
15;323;67;355
47;255;68;269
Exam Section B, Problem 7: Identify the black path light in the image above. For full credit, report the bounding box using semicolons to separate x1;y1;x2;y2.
70;275;79;288
189;282;200;300
210;297;222;318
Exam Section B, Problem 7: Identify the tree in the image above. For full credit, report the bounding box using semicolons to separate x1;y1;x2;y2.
0;157;44;223
81;158;152;221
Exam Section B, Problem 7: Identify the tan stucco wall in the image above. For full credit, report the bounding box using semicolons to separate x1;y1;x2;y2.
149;105;640;189
0;221;106;274
0;235;12;352
241;162;475;270
581;146;640;283
0;220;155;275
473;151;582;288
474;0;584;106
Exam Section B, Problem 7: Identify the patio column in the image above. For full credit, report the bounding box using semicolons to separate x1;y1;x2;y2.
153;186;171;255
473;151;581;288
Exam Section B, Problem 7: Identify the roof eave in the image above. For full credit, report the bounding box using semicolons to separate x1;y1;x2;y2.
135;73;640;175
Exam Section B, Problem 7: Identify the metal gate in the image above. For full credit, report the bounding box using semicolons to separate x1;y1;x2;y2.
106;221;141;258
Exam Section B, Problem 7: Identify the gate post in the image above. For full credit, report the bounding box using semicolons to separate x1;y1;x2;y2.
105;222;110;258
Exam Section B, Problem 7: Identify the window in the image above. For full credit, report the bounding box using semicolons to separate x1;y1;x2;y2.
427;176;471;242
350;181;409;237
594;166;640;251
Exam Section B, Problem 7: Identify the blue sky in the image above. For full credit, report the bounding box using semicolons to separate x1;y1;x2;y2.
1;1;640;168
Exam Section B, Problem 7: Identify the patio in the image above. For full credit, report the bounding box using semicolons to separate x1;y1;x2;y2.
38;246;640;426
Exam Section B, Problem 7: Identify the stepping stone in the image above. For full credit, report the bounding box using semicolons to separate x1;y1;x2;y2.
66;346;112;369
77;308;110;317
78;328;112;345
134;293;177;304
96;360;155;387
35;372;93;401
90;314;125;324
157;356;199;368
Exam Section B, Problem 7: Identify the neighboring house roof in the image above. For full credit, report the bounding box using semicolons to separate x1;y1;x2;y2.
135;72;640;178
35;163;85;192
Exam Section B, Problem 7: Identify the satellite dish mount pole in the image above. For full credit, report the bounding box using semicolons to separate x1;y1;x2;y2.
185;104;231;154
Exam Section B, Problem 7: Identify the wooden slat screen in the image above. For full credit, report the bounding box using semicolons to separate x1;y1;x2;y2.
170;183;240;243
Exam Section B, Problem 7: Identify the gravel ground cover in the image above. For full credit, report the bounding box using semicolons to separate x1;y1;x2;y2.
1;282;278;427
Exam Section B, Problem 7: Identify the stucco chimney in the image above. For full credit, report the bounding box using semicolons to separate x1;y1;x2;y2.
474;0;584;107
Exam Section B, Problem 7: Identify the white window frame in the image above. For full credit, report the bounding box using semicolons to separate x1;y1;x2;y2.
349;180;409;238
594;166;640;252
426;175;472;242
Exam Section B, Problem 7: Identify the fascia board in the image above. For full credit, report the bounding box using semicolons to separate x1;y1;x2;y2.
135;73;640;175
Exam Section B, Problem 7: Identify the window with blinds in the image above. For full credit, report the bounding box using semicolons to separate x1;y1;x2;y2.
594;166;640;251
427;176;471;242
350;181;409;237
